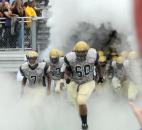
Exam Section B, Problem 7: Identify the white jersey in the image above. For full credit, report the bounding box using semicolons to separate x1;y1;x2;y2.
112;62;127;81
20;62;48;87
48;57;64;80
61;49;98;84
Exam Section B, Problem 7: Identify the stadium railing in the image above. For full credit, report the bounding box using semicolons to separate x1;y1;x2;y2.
0;16;48;51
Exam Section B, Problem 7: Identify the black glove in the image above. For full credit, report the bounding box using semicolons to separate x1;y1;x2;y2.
66;78;71;84
97;77;104;83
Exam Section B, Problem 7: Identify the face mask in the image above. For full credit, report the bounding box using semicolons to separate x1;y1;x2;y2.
100;62;106;67
50;57;59;64
116;63;123;69
76;51;87;61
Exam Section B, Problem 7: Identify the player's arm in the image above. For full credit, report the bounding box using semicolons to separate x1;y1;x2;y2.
95;54;103;83
61;56;72;84
44;62;51;94
47;73;51;94
19;66;27;96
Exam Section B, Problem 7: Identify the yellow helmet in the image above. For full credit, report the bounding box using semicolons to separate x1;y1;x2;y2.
98;50;104;57
49;48;60;63
111;52;118;56
120;51;129;59
49;48;59;58
26;50;38;67
99;56;106;62
128;51;138;59
59;51;64;57
26;50;38;58
112;56;118;61
73;41;89;52
116;56;124;64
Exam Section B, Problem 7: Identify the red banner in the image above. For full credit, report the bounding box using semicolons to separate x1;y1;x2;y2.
134;0;142;54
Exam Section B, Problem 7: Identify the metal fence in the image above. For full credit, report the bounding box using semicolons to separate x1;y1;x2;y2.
0;16;49;51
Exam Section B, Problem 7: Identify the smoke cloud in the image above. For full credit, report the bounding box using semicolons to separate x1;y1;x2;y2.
0;73;141;130
1;0;142;130
43;0;136;54
39;0;142;130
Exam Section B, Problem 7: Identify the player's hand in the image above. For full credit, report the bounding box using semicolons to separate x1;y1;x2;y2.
66;78;71;84
97;77;104;83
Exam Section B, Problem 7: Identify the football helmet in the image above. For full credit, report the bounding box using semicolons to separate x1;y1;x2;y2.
120;51;129;59
116;56;124;64
73;41;89;61
49;48;59;64
99;55;106;62
99;55;107;67
116;56;124;69
26;50;38;67
59;50;64;57
112;56;118;61
98;50;104;57
128;51;138;59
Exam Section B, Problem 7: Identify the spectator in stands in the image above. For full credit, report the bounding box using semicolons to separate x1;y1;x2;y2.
2;1;14;47
25;0;37;27
10;0;15;4
24;0;37;47
0;2;3;16
23;1;28;16
0;2;4;47
3;1;20;48
11;0;24;48
11;0;24;17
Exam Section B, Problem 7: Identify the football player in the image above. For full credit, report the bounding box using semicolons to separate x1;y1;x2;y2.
124;51;139;100
19;50;50;96
48;49;65;94
111;56;129;97
61;41;103;130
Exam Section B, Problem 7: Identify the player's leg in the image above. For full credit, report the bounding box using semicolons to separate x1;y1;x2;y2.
55;80;61;94
77;80;95;129
66;81;78;109
112;77;121;96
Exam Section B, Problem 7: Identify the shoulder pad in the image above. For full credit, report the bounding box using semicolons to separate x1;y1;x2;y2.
65;51;76;62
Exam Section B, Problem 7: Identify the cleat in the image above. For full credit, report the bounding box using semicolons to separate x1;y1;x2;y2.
82;124;88;130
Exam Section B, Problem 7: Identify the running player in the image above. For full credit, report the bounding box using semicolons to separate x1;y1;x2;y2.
61;41;103;130
19;50;50;95
47;49;65;94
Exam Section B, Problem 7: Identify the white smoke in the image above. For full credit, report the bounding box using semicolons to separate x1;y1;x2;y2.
0;73;141;130
43;0;136;53
1;0;142;130
38;0;142;130
0;73;79;130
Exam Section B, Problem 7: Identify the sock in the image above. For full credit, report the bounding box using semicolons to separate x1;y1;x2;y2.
80;115;87;125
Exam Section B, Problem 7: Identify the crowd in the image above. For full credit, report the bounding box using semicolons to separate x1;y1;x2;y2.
0;0;47;48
